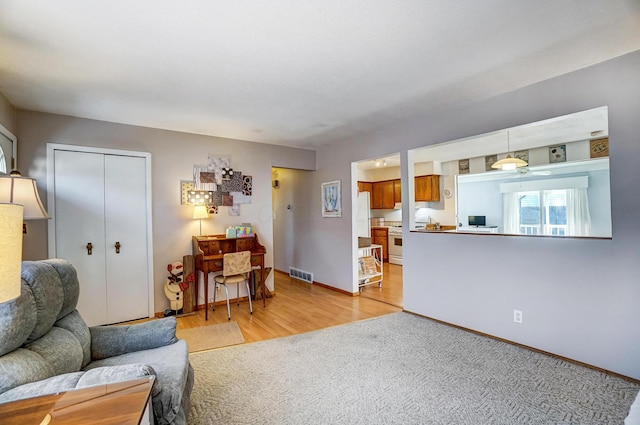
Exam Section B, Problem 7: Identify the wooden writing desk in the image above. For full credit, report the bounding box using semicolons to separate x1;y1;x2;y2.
192;234;267;320
0;376;154;425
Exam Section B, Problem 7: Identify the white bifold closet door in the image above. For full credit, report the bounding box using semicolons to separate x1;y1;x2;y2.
52;149;150;326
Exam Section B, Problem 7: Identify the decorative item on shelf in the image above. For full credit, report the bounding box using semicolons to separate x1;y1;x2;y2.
492;131;528;171
321;180;341;217
226;226;237;238
0;170;50;219
0;203;23;303
193;205;209;236
235;225;254;238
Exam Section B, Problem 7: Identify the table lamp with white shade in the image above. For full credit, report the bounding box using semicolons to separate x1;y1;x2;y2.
0;203;23;304
193;205;209;236
0;171;50;220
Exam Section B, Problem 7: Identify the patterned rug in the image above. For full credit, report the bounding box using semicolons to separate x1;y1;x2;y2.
187;312;638;424
176;321;244;353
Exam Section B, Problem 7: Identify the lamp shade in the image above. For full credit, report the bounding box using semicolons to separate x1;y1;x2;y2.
491;155;528;171
192;205;209;220
0;203;23;303
0;171;50;219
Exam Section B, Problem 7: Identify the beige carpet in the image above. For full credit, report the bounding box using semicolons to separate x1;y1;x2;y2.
187;312;639;424
177;321;245;353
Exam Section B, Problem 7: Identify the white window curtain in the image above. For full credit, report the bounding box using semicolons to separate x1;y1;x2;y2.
566;188;591;236
503;192;520;234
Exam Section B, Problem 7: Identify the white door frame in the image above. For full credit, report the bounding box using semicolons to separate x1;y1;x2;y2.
0;122;17;172
46;143;155;320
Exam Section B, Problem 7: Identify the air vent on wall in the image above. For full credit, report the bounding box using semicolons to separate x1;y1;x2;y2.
289;267;314;284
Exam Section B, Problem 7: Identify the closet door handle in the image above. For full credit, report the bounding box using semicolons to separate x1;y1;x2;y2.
115;241;121;254
86;242;93;255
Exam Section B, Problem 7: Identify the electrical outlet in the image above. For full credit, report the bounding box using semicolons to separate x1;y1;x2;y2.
513;309;523;324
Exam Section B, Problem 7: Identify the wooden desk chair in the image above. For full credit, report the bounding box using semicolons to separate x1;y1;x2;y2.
213;251;253;320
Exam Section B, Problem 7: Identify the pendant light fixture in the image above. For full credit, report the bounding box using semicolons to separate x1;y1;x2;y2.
491;131;528;171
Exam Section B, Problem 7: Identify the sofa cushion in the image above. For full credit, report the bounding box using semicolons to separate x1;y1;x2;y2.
24;327;84;375
85;339;191;425
20;261;66;343
55;310;92;368
0;348;54;394
0;281;37;357
90;317;178;360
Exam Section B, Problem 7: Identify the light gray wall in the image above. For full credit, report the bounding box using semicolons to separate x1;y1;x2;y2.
15;110;315;312
299;50;640;379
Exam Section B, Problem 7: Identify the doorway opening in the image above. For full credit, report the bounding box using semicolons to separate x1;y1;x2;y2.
353;155;403;308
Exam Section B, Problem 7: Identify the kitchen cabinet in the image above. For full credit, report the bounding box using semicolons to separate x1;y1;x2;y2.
415;175;440;202
358;181;373;194
357;181;373;208
371;180;395;209
372;227;388;261
393;179;401;203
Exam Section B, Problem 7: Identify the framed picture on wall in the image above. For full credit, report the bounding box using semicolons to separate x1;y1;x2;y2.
321;180;341;217
485;155;498;171
549;145;567;163
458;159;470;175
590;138;609;158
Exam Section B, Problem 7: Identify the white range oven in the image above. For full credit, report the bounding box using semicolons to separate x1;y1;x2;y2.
388;226;402;265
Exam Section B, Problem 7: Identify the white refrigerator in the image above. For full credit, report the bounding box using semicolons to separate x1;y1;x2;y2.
356;192;371;238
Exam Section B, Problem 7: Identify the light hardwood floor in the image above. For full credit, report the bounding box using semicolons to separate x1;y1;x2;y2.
175;269;401;343
358;262;403;308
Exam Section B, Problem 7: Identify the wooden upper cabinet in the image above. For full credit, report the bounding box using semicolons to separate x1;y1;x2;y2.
415;175;440;202
371;180;395;209
358;181;373;193
393;179;401;203
357;181;373;208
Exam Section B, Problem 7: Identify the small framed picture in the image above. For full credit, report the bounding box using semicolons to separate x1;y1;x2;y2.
590;138;609;158
549;145;567;163
514;150;529;163
485;155;498;171
321;180;341;218
458;159;470;175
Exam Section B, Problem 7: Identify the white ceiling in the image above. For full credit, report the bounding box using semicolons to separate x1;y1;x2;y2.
1;1;639;149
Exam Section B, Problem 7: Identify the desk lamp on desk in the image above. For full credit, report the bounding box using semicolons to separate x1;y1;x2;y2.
193;205;209;236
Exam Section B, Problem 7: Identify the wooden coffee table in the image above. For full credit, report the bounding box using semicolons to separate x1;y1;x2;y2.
0;376;155;425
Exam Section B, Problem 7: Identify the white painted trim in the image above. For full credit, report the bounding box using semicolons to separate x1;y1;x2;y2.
499;176;589;193
46;143;155;320
0;122;17;143
0;122;18;170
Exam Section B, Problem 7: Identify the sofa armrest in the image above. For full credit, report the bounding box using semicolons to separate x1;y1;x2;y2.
90;317;178;361
0;364;156;404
